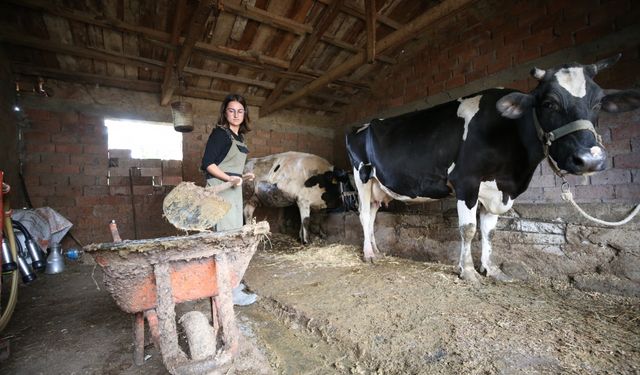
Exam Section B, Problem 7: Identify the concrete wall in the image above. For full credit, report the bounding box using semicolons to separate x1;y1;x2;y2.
15;80;336;247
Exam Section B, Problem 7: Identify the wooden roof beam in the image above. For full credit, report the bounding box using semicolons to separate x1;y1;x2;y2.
262;0;344;109
265;0;476;115
365;0;376;64
161;0;215;106
160;0;188;106
316;0;401;30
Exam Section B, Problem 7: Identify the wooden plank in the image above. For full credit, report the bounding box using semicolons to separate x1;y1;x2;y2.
264;0;476;115
160;0;187;106
13;65;160;93
0;30;163;72
223;1;312;35
365;0;376;64
263;0;343;108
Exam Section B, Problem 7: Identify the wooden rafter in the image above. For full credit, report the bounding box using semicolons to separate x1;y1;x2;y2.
262;0;344;112
266;0;476;115
160;0;215;106
160;0;187;106
7;0;377;92
365;0;376;64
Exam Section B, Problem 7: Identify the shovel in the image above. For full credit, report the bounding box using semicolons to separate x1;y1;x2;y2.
162;174;253;231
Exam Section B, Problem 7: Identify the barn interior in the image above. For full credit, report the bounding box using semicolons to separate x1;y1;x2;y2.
0;0;639;374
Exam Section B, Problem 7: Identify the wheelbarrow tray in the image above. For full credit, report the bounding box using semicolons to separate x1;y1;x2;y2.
83;222;269;374
84;221;269;313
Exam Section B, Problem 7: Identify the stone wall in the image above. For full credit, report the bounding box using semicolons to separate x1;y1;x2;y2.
316;204;640;297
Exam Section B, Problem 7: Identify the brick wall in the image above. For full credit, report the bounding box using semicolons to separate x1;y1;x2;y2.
336;0;640;205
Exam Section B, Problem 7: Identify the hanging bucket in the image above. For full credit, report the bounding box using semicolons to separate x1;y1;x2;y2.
171;101;194;133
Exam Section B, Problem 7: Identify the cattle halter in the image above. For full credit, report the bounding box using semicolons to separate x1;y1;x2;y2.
532;110;640;226
532;110;602;178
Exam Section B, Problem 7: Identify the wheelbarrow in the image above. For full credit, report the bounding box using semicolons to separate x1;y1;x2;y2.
84;221;269;374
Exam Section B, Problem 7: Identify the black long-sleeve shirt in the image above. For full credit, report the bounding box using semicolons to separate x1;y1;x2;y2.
201;127;244;178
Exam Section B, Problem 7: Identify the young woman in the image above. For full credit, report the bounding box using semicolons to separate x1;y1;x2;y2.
201;93;256;305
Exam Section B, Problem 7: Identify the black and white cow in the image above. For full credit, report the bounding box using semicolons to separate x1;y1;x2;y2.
346;54;640;283
243;151;353;244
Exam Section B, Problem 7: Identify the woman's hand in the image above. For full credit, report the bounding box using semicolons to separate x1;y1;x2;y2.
229;176;243;186
243;172;255;181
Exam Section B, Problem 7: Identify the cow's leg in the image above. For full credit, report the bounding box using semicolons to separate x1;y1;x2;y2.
457;200;481;283
297;202;311;244
477;181;514;282
369;202;381;255
479;210;512;282
243;196;258;224
354;168;375;262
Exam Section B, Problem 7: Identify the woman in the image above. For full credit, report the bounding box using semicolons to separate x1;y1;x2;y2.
201;93;256;305
201;93;253;231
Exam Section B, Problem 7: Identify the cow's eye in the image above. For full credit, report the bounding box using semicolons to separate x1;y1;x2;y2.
542;100;560;111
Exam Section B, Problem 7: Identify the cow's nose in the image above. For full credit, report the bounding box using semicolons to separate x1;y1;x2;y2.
571;146;606;173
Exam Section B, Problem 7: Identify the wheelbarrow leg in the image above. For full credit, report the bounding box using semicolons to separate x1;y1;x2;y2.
133;312;145;365
153;262;187;369
214;253;239;356
144;309;161;350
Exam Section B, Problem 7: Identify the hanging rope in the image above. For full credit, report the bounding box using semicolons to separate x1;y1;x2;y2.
560;181;640;226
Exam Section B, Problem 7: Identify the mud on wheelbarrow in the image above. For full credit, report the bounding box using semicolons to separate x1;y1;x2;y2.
84;221;269;375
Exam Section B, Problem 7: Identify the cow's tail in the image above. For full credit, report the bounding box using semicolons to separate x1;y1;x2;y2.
345;129;373;184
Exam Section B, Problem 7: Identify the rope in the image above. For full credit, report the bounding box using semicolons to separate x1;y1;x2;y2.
560;183;640;226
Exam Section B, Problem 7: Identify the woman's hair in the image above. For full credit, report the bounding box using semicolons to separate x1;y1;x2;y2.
216;93;251;134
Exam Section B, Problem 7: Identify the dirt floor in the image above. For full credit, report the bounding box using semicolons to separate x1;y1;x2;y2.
1;233;639;374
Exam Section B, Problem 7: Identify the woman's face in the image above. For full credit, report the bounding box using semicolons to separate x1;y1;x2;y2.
225;100;245;128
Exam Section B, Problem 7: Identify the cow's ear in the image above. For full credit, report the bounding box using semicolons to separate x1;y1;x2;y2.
496;92;534;119
602;89;640;113
585;53;622;76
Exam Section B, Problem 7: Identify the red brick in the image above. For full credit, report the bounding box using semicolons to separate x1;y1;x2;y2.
52;164;80;174
40;175;69;186
56;144;83;154
610;124;640;141
84;144;108;155
590;169;632;185
45;195;76;207
614;183;640;200
574;185;615;202
574;23;614;45
24;130;51;143
614;153;640;168
40;152;69;165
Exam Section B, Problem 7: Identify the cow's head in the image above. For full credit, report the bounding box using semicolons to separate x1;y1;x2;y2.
304;169;356;211
497;54;640;175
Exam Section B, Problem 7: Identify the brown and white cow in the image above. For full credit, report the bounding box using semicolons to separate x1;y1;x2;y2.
243;151;352;244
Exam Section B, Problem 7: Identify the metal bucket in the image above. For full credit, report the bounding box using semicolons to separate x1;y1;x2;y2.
171;101;194;133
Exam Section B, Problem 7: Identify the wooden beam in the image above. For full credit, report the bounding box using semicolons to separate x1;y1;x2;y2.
223;2;312;35
0;30;164;72
365;0;376;64
265;0;476;115
13;65;161;93
262;0;344;109
8;0;378;89
316;0;401;30
160;0;188;106
161;0;214;106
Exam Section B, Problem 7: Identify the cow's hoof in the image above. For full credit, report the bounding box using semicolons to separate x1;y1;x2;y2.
488;270;513;282
481;265;513;282
459;268;482;285
363;255;376;264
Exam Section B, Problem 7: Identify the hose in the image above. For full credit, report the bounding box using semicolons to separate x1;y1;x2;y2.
0;199;19;332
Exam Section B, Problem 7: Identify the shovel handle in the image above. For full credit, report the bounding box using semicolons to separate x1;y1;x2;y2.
211;174;253;194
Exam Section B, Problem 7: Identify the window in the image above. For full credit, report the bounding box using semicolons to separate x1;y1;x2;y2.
104;118;182;160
